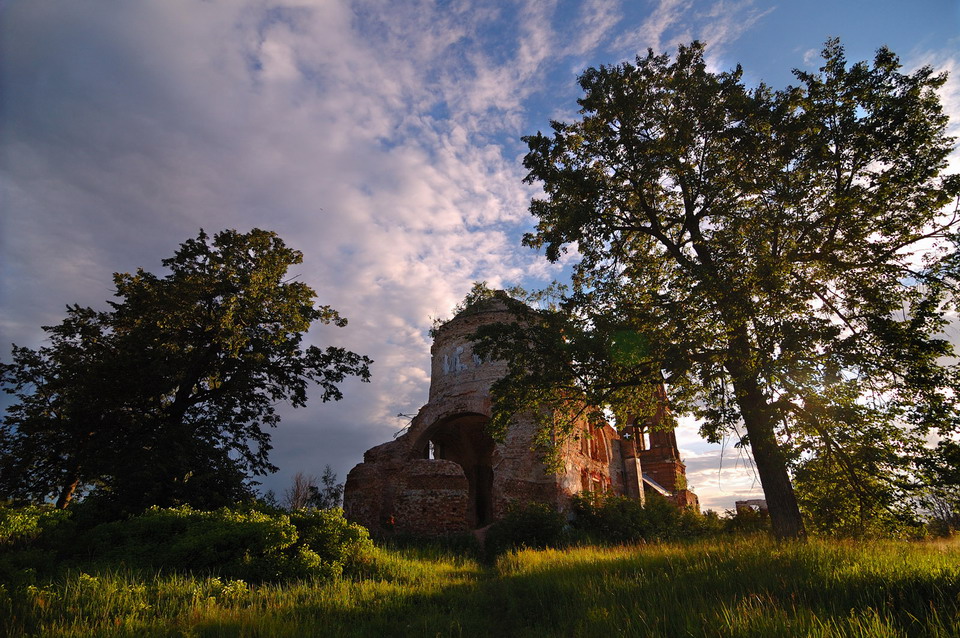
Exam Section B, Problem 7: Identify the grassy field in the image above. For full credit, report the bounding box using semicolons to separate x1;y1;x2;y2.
2;536;959;637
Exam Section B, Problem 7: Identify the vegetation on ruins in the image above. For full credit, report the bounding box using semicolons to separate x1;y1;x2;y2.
0;229;371;513
472;40;960;540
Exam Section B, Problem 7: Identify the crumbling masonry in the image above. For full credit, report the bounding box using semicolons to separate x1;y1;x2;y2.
343;299;698;535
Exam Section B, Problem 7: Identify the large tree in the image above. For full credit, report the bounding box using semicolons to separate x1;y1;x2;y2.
0;229;372;511
475;41;960;539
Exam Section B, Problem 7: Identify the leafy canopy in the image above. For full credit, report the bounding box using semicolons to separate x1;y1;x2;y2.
474;40;960;539
1;229;372;512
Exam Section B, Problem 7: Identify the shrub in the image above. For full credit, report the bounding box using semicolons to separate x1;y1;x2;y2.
0;505;71;546
485;502;566;557
0;503;377;582
696;509;726;536
78;506;299;579
287;508;375;577
74;505;373;581
927;516;958;538
0;505;73;584
571;492;714;543
723;505;772;535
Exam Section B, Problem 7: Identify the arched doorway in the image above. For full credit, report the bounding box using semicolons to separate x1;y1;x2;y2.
417;413;495;528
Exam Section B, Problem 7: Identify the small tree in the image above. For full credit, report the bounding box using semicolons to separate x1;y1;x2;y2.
284;472;318;511
309;465;344;510
1;229;372;511
919;441;960;535
283;466;343;511
793;442;916;537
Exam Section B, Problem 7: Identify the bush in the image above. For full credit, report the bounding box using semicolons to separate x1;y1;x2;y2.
696;509;726;536
288;508;375;577
572;492;714;543
0;503;377;582
0;504;73;584
72;505;372;581
927;515;959;538
724;506;772;535
0;504;71;546
77;506;296;579
485;502;566;557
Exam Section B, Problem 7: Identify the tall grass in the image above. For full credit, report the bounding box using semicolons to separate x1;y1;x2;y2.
2;537;958;637
494;538;960;637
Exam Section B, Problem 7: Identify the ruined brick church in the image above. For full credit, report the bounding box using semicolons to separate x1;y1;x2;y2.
343;297;698;535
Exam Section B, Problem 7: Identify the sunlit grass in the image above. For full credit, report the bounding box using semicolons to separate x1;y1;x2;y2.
493;537;960;637
3;537;958;637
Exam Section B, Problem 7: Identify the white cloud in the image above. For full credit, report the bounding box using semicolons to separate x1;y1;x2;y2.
569;0;623;57
612;0;693;54
610;0;770;65
802;47;820;67
698;3;774;70
675;417;765;510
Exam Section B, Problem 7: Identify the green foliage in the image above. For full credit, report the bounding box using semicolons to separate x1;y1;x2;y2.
794;445;925;539
0;504;74;586
287;508;375;576
91;508;258;577
475;39;960;539
723;506;772;535
0;504;70;546
0;229;372;512
0;503;374;583
571;492;719;542
472;297;665;471
77;506;301;581
484;502;567;557
919;440;960;536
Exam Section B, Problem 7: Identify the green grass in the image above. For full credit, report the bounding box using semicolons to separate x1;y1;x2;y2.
2;537;958;637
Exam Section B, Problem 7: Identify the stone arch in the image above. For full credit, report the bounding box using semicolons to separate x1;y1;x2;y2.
413;411;495;528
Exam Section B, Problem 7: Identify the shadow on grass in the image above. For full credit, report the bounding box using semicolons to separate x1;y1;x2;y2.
171;539;960;638
5;539;960;638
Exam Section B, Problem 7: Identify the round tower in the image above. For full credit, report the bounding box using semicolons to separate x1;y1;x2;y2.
427;297;512;403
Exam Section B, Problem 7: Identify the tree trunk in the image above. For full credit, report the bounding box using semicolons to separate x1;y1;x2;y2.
726;330;806;540
55;441;88;509
734;380;806;540
56;476;79;509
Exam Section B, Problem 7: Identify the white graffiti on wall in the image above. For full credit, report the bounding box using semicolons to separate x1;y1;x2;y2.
441;345;485;374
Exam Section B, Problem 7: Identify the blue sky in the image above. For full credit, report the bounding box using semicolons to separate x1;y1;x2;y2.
2;0;958;510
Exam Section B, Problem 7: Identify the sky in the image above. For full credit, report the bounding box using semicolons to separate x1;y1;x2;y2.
2;0;959;512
